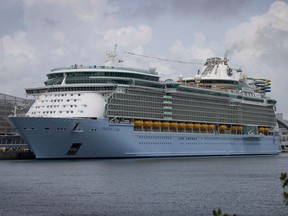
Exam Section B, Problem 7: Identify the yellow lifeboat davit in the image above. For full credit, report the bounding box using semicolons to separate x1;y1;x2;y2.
134;120;143;127
186;123;194;129
152;121;161;128
219;125;227;131
161;122;170;128
208;124;215;130
178;123;186;129
193;123;201;130
143;121;153;127
201;124;208;130
170;122;178;128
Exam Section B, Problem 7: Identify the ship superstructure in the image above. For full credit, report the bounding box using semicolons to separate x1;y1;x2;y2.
8;50;280;159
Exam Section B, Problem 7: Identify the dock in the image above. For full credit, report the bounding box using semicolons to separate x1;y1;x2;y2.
0;135;35;159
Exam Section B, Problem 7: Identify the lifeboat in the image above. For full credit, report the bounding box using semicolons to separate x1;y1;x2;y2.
193;123;201;130
152;121;161;128
264;128;270;133
201;124;208;130
186;123;194;129
208;124;215;130
237;126;243;131
161;122;170;128
170;122;178;128
178;123;186;129
231;126;238;131
134;120;143;127
258;127;265;133
143;121;153;127
219;125;227;131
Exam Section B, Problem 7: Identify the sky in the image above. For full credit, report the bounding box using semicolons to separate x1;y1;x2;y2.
0;0;288;118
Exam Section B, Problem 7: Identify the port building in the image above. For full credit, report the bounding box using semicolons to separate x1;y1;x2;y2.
0;93;33;148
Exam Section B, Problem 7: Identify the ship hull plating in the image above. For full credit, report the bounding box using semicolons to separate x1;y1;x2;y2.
9;117;280;159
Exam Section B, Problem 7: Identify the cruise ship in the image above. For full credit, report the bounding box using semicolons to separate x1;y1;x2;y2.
8;49;280;159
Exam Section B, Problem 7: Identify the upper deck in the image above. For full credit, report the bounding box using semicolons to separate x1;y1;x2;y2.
51;65;158;76
25;55;275;106
45;65;160;86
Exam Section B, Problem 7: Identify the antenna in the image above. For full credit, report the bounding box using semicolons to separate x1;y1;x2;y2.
105;44;123;66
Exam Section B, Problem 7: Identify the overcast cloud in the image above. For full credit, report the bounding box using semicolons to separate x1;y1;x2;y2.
0;0;287;118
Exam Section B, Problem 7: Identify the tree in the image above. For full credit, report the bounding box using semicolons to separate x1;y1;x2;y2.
212;208;236;216
280;172;288;205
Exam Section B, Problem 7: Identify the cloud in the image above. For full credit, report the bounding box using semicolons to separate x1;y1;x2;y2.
170;33;215;61
0;31;38;83
224;0;288;116
103;25;152;48
2;31;36;61
0;0;24;37
151;33;213;80
115;0;250;20
0;0;155;97
169;0;250;19
114;0;166;20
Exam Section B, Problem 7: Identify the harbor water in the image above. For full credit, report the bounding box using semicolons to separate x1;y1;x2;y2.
0;154;288;216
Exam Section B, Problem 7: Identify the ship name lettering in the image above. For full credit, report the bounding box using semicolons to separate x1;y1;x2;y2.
102;127;120;132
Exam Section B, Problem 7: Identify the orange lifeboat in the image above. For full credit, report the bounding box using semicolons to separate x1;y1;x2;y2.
143;121;153;127
201;124;208;130
152;121;161;128
186;123;194;129
193;123;201;130
264;128;270;133
178;123;186;129
161;122;170;128
208;124;215;130
258;127;265;133
219;125;227;131
237;126;243;131
231;126;238;131
134;120;143;127
170;122;178;128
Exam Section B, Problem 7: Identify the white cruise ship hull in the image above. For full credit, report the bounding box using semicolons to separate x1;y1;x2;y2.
9;117;280;159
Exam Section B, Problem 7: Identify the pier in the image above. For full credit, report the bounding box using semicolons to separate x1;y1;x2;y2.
0;135;35;159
